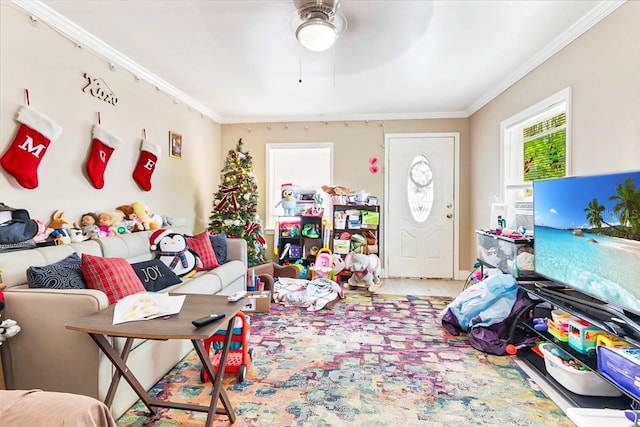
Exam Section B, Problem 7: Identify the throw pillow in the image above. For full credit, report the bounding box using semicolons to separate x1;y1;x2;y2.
131;259;182;292
186;231;219;271
208;232;228;264
81;253;145;304
27;252;87;289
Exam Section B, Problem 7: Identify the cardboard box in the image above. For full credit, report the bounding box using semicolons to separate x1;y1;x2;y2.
241;290;271;313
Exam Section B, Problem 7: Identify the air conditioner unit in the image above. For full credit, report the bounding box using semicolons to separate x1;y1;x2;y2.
514;201;533;233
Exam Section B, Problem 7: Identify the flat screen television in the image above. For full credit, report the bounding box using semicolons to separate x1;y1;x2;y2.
533;170;640;317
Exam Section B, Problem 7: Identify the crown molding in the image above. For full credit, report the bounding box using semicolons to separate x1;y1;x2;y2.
221;110;469;124
465;0;626;117
12;0;223;123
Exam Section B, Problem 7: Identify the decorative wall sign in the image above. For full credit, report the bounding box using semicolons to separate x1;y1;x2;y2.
169;131;182;159
83;73;118;105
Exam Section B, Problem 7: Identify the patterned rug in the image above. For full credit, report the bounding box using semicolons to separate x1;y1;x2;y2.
117;293;574;426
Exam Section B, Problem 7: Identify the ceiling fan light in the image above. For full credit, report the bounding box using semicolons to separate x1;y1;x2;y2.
296;18;337;52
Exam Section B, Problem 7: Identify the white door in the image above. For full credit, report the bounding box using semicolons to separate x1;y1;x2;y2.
385;134;456;278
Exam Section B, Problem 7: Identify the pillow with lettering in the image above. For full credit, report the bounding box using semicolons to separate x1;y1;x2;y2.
131;259;182;292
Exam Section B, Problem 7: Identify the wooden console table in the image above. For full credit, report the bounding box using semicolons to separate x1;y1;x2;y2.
66;293;247;426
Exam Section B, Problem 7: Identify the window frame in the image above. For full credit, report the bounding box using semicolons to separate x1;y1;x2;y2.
265;142;333;231
500;87;572;204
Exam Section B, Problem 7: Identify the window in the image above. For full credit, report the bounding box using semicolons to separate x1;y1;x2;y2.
501;87;572;210
266;143;333;230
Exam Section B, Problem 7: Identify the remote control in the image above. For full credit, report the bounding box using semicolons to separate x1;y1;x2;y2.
192;313;225;328
227;291;247;302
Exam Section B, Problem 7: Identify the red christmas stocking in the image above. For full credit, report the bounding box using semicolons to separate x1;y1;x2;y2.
133;140;161;191
85;125;122;189
0;106;63;189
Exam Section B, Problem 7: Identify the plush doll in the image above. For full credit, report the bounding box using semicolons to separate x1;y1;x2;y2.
115;204;145;233
345;253;382;292
46;210;70;244
32;218;48;243
132;201;161;230
275;183;297;216
97;212;118;238
149;229;199;278
73;212;100;240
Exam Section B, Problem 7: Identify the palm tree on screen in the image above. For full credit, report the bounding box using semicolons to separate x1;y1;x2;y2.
609;178;640;240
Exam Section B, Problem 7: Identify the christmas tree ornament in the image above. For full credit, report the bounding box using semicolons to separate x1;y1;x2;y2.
1;106;63;189
133;140;161;191
85;124;123;189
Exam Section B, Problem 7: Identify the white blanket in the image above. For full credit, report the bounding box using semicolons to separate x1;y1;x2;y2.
273;277;345;311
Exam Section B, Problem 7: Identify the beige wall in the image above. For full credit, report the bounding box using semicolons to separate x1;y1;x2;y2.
3;1;635;274
469;1;640;265
0;3;221;233
222;118;471;268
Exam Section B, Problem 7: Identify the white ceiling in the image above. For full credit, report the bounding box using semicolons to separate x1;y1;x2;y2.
18;0;622;123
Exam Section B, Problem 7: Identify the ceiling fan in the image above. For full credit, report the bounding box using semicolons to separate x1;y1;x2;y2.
293;0;346;52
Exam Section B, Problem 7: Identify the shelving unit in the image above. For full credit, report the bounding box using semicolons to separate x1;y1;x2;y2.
514;281;639;409
331;204;380;279
276;215;323;266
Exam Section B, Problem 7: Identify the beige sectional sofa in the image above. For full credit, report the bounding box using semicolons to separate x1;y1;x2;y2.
0;230;247;419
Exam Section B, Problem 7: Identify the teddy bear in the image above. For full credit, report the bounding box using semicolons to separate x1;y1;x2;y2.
344;253;382;292
115;204;145;233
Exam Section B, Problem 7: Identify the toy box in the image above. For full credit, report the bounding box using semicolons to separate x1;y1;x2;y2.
361;211;379;226
597;345;640;400
475;229;535;278
241;290;271;313
547;318;569;342
568;319;605;354
539;343;621;397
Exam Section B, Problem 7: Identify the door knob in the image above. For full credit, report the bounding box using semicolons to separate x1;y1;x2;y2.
446;203;453;209
446;213;453;219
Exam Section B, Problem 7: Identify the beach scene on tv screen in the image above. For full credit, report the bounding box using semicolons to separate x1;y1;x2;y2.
534;171;640;315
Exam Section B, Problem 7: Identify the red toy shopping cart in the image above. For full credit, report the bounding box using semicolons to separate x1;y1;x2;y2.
200;311;253;382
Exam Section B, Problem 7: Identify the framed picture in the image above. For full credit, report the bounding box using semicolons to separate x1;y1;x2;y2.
169;131;182;159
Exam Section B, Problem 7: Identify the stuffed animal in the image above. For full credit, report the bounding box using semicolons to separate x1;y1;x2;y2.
97;212;118;238
0;318;21;345
32;218;48;243
345;253;382;292
115;204;145;233
150;229;199;278
46;210;70;244
68;228;85;243
275;183;297;216
73;212;100;240
132;201;161;230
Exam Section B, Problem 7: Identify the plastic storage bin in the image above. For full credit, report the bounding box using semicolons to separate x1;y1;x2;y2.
475;229;535;277
597;345;640;400
538;343;622;397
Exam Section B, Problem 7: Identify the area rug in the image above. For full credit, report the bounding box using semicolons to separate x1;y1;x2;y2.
116;293;574;426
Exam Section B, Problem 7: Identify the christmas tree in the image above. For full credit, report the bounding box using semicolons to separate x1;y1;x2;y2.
209;138;267;267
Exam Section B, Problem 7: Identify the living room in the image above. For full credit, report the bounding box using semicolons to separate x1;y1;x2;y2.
1;0;638;425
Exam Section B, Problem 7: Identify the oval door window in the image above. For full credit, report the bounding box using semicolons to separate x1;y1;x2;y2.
407;155;434;223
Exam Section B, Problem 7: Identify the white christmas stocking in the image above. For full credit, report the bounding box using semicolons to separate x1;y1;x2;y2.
86;124;122;189
133;140;161;191
0;106;63;189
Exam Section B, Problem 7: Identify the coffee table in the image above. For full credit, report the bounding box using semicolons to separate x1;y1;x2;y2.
66;293;247;426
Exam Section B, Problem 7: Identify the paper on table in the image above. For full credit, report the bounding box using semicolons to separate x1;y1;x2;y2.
113;293;185;325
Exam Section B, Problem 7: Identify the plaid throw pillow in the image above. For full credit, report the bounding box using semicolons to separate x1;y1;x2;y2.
81;253;145;305
186;231;219;271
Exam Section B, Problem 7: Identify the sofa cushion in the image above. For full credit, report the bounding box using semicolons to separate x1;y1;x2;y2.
208;232;228;264
186;232;219;271
131;259;182;292
81;253;145;304
26;252;87;289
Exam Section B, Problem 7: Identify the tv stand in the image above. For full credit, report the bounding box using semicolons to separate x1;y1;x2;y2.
516;282;638;410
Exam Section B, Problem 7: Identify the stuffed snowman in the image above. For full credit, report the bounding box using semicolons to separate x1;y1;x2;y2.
150;229;199;278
